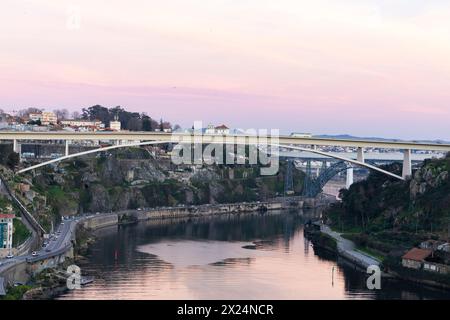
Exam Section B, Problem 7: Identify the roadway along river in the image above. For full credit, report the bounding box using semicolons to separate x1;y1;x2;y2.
58;209;450;300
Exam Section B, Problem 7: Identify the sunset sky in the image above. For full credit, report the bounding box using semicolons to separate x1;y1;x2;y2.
1;0;450;140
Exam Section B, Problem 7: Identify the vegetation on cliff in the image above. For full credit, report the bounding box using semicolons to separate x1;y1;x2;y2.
325;153;450;255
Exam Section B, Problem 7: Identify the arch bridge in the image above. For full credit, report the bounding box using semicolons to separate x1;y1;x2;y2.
0;131;447;183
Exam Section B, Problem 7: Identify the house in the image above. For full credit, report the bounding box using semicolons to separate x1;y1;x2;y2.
423;256;450;274
437;243;450;253
110;120;121;131
0;213;15;255
205;124;216;134
41;111;57;125
215;124;229;135
401;248;432;269
29;111;57;125
29;113;42;122
419;240;441;251
60;119;104;131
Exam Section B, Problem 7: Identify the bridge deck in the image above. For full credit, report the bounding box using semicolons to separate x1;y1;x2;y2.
1;131;450;152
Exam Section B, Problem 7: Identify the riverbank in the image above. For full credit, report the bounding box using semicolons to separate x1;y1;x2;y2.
305;222;382;270
305;222;450;292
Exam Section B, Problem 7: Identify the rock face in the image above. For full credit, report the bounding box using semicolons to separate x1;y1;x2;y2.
27;153;304;215
410;162;449;199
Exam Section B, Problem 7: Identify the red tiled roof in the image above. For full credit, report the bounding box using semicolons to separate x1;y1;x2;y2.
215;124;229;129
0;214;15;219
402;248;432;261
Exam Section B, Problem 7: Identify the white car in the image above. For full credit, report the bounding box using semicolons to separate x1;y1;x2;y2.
31;251;39;256
6;254;14;259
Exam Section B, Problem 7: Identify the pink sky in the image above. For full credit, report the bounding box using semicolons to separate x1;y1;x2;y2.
1;0;450;140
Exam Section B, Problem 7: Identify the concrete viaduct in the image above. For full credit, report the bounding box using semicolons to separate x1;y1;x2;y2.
1;131;449;180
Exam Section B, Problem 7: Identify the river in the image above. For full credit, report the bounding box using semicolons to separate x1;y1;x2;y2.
58;209;450;300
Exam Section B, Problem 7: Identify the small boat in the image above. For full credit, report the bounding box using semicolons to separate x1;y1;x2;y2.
80;276;94;286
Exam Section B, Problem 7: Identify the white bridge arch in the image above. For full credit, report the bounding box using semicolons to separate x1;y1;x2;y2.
16;140;405;180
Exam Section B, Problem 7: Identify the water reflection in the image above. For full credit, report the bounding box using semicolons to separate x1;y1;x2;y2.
58;210;450;300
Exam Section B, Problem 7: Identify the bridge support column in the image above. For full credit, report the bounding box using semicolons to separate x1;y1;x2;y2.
13;139;22;161
65;140;70;156
402;149;412;179
357;147;365;163
346;166;354;189
13;139;20;153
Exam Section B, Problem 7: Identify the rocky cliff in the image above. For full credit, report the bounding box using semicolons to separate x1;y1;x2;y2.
2;149;305;231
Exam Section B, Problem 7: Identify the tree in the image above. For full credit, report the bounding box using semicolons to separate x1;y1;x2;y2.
82;105;110;126
54;109;69;120
71;111;80;119
17;107;42;118
7;152;20;169
126;117;142;131
142;115;153;131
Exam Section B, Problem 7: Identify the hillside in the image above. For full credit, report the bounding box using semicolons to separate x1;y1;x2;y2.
1;147;305;233
324;153;450;253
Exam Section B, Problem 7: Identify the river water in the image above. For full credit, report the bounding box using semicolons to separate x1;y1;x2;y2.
58;210;450;300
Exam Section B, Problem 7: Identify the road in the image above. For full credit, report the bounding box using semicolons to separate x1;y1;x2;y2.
321;224;380;268
0;215;87;275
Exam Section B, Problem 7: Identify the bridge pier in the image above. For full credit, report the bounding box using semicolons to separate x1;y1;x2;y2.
346;166;354;189
402;149;412;179
65;140;70;156
13;139;20;153
357;147;365;163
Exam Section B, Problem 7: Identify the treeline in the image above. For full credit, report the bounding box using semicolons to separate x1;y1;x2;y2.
81;105;177;131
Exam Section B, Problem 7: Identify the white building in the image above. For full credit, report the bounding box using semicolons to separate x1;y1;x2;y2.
41;111;57;125
60;119;104;131
110;120;121;131
29;111;57;125
29;113;42;122
205;124;230;135
0;213;14;255
205;124;216;134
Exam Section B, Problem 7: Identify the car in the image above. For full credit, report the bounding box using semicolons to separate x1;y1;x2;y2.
31;251;38;256
6;254;14;259
61;222;65;225
45;248;51;252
